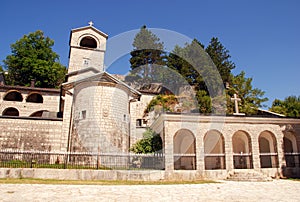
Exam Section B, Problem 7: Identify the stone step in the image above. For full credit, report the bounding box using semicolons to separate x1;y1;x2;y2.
227;170;272;182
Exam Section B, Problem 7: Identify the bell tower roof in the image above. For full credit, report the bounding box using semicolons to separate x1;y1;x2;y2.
70;23;108;40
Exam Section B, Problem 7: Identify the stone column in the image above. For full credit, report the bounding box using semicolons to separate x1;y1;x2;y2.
224;130;233;171
196;129;205;171
276;130;285;174
250;130;260;170
164;124;174;171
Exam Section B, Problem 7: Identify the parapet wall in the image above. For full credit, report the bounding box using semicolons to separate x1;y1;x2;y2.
0;117;63;151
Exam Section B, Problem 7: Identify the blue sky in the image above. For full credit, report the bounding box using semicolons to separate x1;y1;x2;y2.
1;0;299;108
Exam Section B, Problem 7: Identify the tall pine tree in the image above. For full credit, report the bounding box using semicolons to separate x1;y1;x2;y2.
126;26;167;85
205;37;235;84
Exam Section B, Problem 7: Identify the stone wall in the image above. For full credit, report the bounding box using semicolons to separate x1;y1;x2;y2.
129;93;154;147
0;117;63;151
0;168;220;181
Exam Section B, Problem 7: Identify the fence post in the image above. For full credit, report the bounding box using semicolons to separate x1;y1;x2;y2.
30;152;35;168
64;152;68;169
96;146;100;170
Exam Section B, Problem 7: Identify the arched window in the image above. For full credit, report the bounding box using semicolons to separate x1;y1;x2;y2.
30;110;48;117
3;91;23;102
232;131;253;169
173;129;196;170
2;107;19;116
283;132;299;167
259;131;279;168
204;130;226;170
79;36;97;48
26;93;43;103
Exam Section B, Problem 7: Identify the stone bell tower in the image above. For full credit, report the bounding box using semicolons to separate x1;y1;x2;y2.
60;22;108;152
67;21;108;81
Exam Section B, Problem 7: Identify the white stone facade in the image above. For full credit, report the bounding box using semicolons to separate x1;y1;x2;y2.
151;114;300;179
0;24;299;180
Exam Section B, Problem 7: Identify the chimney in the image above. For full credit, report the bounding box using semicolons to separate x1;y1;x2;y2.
30;79;35;87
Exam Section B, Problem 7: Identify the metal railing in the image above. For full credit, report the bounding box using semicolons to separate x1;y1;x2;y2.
284;153;300;168
233;153;253;169
259;153;279;168
204;154;226;170
0;149;165;170
173;153;196;170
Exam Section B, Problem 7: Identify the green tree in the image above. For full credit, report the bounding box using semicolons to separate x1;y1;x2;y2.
145;94;178;113
167;39;224;113
168;42;202;90
127;26;167;84
269;96;300;117
227;71;268;114
205;37;235;84
130;128;162;154
3;30;66;88
195;90;212;113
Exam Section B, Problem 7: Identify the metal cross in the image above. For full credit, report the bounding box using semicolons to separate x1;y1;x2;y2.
88;21;94;26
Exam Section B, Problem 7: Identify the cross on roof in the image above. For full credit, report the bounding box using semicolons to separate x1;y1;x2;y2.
231;93;245;115
88;21;94;26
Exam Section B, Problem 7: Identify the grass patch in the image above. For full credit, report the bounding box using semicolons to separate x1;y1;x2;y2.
0;161;110;170
286;178;300;181
0;178;216;185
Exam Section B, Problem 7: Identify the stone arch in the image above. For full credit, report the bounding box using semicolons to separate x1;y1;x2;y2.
259;131;279;168
2;107;19;116
79;36;97;48
283;132;298;167
26;92;43;103
232;130;253;169
29;110;49;117
3;90;23;102
173;129;196;170
204;130;225;170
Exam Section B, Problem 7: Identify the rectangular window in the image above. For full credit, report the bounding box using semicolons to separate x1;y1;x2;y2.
80;110;86;120
136;119;142;127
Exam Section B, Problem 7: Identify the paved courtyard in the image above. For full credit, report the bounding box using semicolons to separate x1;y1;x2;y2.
0;180;299;202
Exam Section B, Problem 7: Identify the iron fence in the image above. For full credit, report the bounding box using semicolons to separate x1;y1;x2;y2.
0;150;165;170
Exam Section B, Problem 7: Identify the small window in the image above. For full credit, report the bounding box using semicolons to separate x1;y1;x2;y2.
4;91;23;102
136;119;142;127
123;114;129;122
2;107;19;116
80;110;86;120
80;36;97;48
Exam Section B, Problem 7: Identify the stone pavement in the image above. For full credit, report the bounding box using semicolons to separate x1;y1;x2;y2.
0;180;299;202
